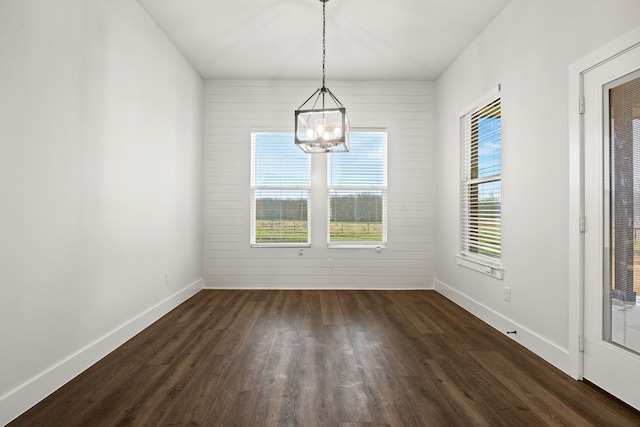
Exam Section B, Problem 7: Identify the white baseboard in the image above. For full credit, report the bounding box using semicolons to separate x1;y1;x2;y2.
203;285;435;290
434;277;572;376
0;279;203;426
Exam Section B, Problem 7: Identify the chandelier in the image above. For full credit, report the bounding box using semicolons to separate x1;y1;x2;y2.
295;0;349;153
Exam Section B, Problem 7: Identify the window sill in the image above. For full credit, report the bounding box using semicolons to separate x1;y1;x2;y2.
456;255;503;280
251;243;311;248
328;244;386;251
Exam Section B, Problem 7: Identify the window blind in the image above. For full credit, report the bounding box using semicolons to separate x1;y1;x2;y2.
327;130;387;245
608;73;640;310
251;132;310;246
461;96;502;260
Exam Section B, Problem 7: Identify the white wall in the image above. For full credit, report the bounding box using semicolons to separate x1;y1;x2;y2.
0;0;203;423
434;0;640;374
206;80;433;289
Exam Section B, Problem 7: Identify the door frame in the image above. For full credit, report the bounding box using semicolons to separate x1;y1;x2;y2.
568;26;640;380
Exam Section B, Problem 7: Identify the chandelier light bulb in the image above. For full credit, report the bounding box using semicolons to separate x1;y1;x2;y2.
306;128;316;139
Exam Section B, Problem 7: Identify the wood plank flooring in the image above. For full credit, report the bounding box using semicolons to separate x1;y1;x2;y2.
9;290;640;426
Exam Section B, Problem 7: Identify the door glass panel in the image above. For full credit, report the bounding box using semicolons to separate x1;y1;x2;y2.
607;72;640;354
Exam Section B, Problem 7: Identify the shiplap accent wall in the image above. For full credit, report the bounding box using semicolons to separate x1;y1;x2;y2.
205;80;433;289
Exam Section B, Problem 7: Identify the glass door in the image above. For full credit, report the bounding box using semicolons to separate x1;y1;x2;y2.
604;72;640;357
583;41;640;411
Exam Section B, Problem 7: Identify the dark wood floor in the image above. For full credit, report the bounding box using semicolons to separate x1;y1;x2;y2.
9;290;640;426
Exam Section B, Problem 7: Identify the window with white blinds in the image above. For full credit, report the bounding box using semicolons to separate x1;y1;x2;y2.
328;130;387;245
460;93;501;261
251;132;310;246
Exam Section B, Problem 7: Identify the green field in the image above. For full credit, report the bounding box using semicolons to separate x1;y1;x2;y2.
256;220;308;243
256;220;383;243
329;221;383;241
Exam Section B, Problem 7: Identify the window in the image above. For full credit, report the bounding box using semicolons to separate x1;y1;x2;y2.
328;130;387;246
251;132;310;246
250;129;387;248
460;91;501;267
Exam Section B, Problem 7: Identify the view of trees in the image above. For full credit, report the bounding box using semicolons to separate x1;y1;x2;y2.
256;198;307;221
256;194;383;223
329;193;383;223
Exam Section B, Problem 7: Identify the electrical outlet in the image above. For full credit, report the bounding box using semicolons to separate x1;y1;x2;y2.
504;286;511;302
328;259;334;268
165;272;170;286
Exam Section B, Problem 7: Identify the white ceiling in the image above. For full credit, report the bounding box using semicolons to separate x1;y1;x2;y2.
137;0;510;81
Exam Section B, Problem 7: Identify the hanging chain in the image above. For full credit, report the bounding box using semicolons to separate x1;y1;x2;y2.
322;0;326;90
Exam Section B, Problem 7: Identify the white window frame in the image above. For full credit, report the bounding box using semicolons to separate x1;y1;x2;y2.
457;87;503;279
250;128;388;249
327;129;388;248
250;130;311;248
